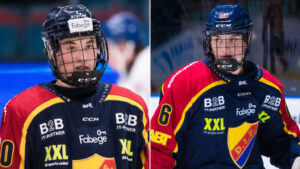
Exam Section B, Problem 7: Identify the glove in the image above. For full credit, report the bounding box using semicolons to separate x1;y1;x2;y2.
292;157;300;169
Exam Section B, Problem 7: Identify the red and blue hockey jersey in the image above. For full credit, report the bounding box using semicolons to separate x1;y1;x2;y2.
0;82;149;169
151;60;300;169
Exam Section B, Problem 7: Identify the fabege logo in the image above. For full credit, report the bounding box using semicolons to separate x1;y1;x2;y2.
40;118;64;135
79;130;107;145
236;103;256;116
68;18;93;33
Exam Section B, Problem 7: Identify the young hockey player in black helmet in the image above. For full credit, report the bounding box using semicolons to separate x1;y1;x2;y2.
151;3;300;169
0;5;149;169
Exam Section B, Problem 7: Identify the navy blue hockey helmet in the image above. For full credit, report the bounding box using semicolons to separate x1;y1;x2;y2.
203;3;253;72
103;11;143;45
42;4;108;88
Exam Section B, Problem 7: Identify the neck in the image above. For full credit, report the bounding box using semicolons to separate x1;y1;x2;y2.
230;66;244;75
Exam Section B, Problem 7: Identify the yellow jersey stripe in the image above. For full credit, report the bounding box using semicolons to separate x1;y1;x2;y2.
258;77;281;93
173;80;226;153
19;97;64;169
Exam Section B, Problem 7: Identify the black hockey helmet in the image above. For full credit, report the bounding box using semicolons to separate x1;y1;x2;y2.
42;4;108;88
203;3;253;72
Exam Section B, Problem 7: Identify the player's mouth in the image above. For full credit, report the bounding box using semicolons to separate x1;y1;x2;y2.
220;55;233;60
75;66;91;72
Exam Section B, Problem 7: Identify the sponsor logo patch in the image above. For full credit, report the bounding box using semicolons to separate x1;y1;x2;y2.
72;153;116;169
40;118;65;140
236;103;256;116
44;144;69;167
203;118;225;135
120;139;134;161
82;103;93;109
261;95;281;111
115;112;137;132
68;18;93;33
78;130;107;145
227;122;258;169
204;96;225;112
150;130;171;146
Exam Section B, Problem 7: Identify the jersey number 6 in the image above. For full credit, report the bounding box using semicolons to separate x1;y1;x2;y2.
158;104;173;126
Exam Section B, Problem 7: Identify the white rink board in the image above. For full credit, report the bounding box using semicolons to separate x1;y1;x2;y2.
150;96;300;169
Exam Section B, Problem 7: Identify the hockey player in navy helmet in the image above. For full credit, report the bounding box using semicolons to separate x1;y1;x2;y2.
0;4;149;169
151;3;300;169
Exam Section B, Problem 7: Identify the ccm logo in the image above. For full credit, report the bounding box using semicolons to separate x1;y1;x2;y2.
82;117;99;122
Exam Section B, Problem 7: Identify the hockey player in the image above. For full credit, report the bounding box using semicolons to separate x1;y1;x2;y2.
103;12;149;103
0;5;148;169
151;3;300;169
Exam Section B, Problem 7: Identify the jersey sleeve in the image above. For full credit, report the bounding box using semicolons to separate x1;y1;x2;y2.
150;61;222;169
0;100;23;169
258;74;300;168
150;82;179;169
0;85;62;169
137;97;149;169
107;84;150;169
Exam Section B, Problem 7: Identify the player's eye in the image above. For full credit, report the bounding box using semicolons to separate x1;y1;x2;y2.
86;44;94;49
68;46;76;52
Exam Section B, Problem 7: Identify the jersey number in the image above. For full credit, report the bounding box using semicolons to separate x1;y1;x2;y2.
0;140;14;167
158;104;172;126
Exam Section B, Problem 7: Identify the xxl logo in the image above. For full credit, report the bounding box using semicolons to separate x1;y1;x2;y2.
73;154;116;169
79;130;107;145
115;113;137;132
204;96;225;112
236;103;256;116
119;139;133;161
150;130;171;146
45;144;69;162
40;118;64;135
204;118;225;135
261;95;281;111
227;122;258;169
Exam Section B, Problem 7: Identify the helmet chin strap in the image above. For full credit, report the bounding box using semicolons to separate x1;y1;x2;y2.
214;59;243;72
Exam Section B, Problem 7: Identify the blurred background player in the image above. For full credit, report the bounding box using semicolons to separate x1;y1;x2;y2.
0;4;149;169
262;0;288;74
103;12;150;103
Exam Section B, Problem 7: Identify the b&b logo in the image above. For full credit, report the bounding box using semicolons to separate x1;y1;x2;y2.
115;113;137;132
40;118;64;135
204;96;225;112
261;95;281;111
